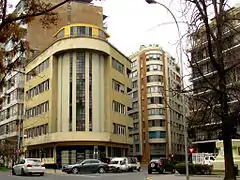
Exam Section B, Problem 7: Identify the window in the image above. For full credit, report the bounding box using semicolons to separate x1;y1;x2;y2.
113;123;126;135
131;113;139;120
147;75;163;83
57;29;64;38
148;97;163;104
25;101;49;118
148;119;165;127
132;81;138;88
147;86;163;94
26;79;49;100
146;64;162;72
130;71;138;78
26;58;49;81
149;131;166;139
25;123;48;138
133;122;139;130
112;79;125;94
131;60;137;68
146;53;162;61
148;108;164;116
112;101;125;114
132;91;138;99
112;58;124;74
76;52;85;131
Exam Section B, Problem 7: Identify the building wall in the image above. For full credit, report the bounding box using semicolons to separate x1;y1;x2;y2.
23;25;133;157
27;1;104;51
129;45;185;162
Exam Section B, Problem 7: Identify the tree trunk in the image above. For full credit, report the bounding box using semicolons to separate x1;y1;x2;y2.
222;122;236;180
219;73;236;180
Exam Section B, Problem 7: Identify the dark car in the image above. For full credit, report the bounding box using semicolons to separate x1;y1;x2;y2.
148;158;175;174
62;159;109;174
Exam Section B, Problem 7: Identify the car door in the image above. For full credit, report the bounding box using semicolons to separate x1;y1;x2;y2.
80;160;92;173
89;160;101;173
15;159;25;175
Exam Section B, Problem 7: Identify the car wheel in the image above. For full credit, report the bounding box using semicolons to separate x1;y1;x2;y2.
137;167;141;172
117;168;122;173
12;168;16;175
40;173;44;176
159;170;164;174
21;168;26;176
98;167;105;174
148;170;152;174
172;169;175;174
72;167;79;174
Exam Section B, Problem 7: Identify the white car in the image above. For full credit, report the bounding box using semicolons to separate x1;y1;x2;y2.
202;156;215;166
12;158;45;176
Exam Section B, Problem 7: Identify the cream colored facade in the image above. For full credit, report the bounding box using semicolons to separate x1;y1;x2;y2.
23;24;133;166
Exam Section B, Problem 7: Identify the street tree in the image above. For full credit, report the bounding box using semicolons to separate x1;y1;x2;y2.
184;0;240;179
0;0;73;96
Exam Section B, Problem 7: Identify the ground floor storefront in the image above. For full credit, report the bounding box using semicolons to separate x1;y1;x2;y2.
24;142;129;168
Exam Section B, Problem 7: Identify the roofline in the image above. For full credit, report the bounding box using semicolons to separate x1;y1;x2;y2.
28;36;131;65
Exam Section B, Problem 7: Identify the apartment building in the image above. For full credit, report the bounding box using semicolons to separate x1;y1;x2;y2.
22;1;133;167
129;44;186;163
189;4;240;153
0;1;27;149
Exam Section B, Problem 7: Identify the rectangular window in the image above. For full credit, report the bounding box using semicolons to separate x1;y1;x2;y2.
113;123;126;135
112;79;125;94
76;52;85;131
112;100;125;114
26;58;50;81
89;53;92;131
112;58;124;74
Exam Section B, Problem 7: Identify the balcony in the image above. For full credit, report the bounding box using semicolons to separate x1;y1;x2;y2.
0;131;18;141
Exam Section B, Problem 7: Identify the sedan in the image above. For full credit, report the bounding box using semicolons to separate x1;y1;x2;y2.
62;159;109;174
12;158;45;176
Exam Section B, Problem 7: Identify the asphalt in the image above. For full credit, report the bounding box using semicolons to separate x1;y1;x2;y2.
0;171;238;180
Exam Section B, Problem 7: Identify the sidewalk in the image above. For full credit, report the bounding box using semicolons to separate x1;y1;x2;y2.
45;169;65;175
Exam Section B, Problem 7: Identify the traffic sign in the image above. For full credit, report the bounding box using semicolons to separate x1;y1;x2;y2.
188;148;195;154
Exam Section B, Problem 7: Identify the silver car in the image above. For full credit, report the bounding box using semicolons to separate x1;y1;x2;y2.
12;158;45;176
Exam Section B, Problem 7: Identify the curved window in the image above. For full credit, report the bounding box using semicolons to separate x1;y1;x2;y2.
147;64;162;72
147;75;163;83
149;131;166;139
57;29;64;38
148;108;164;116
146;53;162;61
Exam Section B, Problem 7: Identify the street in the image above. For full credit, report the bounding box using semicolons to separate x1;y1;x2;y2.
0;171;234;180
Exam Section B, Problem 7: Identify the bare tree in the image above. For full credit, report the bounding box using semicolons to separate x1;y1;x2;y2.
0;140;16;167
182;0;240;179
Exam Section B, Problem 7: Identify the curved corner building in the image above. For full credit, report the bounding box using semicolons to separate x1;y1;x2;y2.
23;23;133;167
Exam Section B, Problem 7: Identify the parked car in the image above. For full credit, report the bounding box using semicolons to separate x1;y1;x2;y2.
12;158;45;176
202;156;215;165
108;157;140;172
62;159;109;174
148;158;175;174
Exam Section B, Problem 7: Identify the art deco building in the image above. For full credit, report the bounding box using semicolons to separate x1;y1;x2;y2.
22;1;133;167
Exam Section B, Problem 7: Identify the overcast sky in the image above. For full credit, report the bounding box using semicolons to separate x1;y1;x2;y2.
11;0;239;76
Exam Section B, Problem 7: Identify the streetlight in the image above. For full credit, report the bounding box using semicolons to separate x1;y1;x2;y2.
145;0;189;180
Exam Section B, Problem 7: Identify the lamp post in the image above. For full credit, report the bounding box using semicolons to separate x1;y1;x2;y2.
145;1;189;180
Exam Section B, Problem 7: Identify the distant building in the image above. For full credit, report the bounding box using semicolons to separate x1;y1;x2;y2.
189;4;240;153
129;44;186;163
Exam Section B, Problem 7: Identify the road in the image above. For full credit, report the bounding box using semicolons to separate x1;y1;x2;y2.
0;171;234;180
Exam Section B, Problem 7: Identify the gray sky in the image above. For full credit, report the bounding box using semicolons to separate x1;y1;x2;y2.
11;0;239;77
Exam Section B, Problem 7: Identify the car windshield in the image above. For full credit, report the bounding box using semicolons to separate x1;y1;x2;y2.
110;160;119;164
150;159;159;162
28;159;41;163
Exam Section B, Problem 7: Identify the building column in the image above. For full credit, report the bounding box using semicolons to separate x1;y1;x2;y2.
105;146;108;157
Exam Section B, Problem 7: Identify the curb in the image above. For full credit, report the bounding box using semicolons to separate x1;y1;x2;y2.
175;174;240;178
